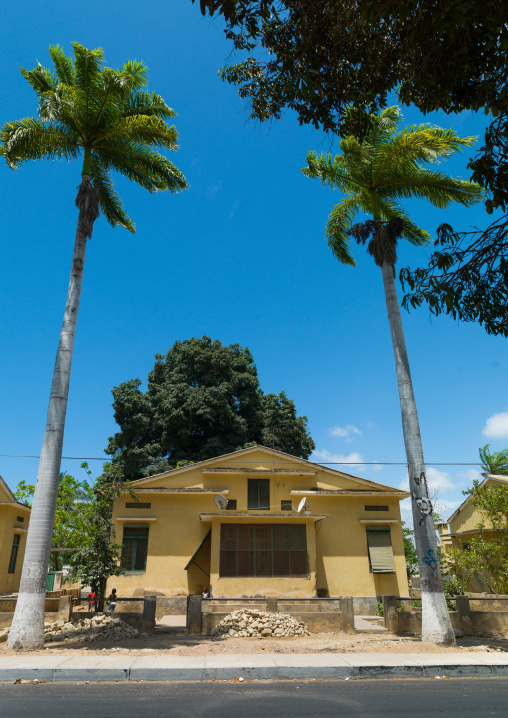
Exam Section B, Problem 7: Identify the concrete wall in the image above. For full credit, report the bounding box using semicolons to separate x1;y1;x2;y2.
201;610;347;635
108;448;408;600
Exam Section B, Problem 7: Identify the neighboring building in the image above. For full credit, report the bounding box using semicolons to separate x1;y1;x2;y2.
109;445;409;599
439;473;508;552
0;475;31;594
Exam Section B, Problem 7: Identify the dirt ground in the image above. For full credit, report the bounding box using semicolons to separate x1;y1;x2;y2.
1;627;507;658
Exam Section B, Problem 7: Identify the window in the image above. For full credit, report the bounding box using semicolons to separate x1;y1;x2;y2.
248;479;270;510
16;516;24;522
122;527;149;572
226;499;237;510
8;534;20;574
125;502;151;509
219;524;308;578
365;505;389;511
366;527;395;573
281;500;292;511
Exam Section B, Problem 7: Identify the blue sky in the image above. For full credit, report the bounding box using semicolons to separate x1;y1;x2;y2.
1;1;507;527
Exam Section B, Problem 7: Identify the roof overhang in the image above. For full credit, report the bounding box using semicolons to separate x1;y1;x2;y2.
115;517;157;522
291;490;409;498
199;512;327;522
203;468;317;476
124;488;229;495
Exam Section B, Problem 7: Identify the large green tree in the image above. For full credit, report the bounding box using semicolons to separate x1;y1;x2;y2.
194;0;508;336
303;106;482;644
1;43;188;651
106;336;315;479
14;471;93;571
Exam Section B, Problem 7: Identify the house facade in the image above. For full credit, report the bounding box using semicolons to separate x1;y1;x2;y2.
439;473;508;554
109;446;409;599
0;476;31;595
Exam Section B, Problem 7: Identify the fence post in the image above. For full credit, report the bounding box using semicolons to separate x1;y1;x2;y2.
57;595;73;623
341;596;354;632
382;595;398;633
456;595;473;634
265;597;278;613
142;595;157;634
188;595;203;634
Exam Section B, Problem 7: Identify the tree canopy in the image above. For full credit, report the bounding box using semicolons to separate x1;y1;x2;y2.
106;336;315;479
0;43;188;231
15;471;93;571
194;0;507;135
302;106;482;266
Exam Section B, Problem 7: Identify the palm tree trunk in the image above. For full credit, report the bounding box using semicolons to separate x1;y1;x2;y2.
381;260;455;645
7;175;98;651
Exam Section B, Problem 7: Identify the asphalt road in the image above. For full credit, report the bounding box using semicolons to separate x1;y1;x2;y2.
1;679;507;717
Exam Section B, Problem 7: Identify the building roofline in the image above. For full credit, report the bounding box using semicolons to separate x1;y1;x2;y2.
447;474;508;524
129;444;401;493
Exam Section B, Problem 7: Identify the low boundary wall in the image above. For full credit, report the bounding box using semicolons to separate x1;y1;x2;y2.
383;594;508;637
189;596;354;635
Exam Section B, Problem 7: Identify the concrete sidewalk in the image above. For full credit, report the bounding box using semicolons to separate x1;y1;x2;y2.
1;652;508;682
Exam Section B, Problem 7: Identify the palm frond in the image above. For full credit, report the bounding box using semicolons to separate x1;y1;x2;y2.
97;142;188;193
122;91;177;120
94;116;179;151
119;59;148;89
20;64;56;99
1;118;80;168
303;151;366;193
325;195;360;265
89;153;135;232
48;45;74;86
378;169;484;208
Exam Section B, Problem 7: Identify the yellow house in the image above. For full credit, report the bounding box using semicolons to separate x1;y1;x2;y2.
0;475;31;595
440;473;508;553
109;446;409;599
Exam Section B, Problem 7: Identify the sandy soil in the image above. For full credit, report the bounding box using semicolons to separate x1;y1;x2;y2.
1;628;507;658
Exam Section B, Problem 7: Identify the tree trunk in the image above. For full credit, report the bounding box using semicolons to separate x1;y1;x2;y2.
7;176;98;651
381;260;455;645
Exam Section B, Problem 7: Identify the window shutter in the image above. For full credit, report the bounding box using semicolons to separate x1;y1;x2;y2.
367;528;395;573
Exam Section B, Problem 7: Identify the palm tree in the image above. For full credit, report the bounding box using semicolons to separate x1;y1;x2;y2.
303;106;482;644
480;445;508;476
1;43;188;650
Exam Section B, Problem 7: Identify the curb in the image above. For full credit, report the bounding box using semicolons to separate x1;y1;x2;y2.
2;654;508;683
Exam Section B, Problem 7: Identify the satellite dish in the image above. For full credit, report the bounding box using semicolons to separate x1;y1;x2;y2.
214;494;228;511
297;497;307;513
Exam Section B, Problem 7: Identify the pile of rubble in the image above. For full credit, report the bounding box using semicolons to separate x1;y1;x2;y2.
210;609;310;638
44;615;147;643
0;615;147;644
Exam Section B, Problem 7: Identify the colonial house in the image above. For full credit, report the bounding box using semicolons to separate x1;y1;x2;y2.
109;446;409;599
0;476;30;594
438;473;508;555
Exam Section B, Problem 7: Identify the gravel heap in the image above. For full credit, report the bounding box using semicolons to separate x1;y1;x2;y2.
210;609;310;638
43;614;148;643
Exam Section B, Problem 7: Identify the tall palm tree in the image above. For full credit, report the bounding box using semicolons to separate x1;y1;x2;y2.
1;43;188;651
303;106;482;644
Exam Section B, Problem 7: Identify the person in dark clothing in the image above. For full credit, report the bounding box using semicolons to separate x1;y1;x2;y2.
106;588;117;613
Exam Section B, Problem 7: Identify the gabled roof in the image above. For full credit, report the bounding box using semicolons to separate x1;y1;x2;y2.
0;475;16;502
0;474;31;511
447;473;508;524
129;444;404;494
